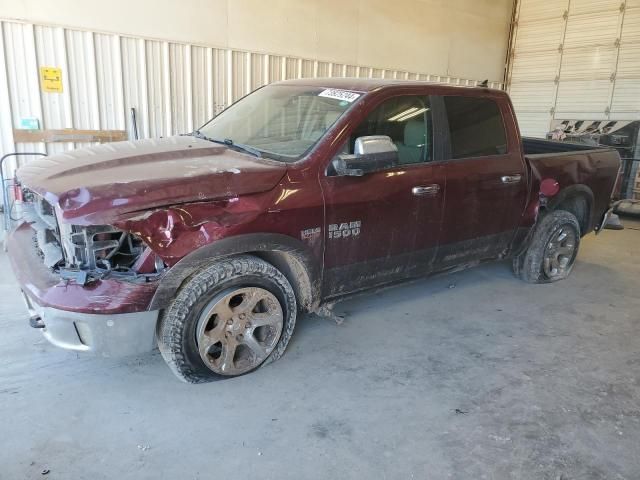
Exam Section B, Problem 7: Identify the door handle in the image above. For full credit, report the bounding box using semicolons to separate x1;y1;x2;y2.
501;174;522;184
412;184;440;196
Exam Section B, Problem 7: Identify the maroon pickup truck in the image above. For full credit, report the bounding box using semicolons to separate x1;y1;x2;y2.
8;79;621;382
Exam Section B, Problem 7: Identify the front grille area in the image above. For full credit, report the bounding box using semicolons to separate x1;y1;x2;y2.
22;190;146;274
22;193;64;268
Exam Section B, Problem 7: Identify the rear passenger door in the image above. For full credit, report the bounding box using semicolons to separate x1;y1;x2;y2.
434;95;528;268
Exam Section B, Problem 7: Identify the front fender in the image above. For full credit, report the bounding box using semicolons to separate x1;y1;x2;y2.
147;233;322;312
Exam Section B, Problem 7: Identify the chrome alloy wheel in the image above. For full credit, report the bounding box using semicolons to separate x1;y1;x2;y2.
543;227;577;279
195;287;283;376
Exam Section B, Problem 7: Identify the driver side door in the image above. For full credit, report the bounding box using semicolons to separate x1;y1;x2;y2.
320;94;446;298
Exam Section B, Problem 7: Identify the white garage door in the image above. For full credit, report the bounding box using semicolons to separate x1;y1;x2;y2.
508;0;640;137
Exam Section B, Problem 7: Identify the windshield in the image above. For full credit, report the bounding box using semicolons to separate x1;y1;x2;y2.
197;85;361;162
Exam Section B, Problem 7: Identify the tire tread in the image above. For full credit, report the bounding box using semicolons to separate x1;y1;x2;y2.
513;210;581;284
157;255;297;383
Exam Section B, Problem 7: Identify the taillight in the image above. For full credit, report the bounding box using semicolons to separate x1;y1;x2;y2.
12;177;23;202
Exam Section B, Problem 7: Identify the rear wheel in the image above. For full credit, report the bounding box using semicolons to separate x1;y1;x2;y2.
513;210;581;284
157;255;297;383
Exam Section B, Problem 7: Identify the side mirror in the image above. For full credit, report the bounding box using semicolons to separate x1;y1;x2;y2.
332;135;399;177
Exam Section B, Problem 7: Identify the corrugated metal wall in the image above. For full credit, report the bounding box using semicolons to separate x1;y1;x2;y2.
508;0;640;137
0;18;503;172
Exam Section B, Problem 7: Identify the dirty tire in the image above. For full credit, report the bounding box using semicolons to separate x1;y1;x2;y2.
157;255;297;383
513;210;581;284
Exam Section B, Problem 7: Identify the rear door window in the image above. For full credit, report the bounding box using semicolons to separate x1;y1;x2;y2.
443;96;508;159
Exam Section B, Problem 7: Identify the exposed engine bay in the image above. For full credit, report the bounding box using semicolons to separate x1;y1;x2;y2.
21;189;164;284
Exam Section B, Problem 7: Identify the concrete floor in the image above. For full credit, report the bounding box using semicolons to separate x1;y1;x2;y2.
1;221;639;480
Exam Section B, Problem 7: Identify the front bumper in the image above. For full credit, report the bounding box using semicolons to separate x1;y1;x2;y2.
22;290;158;356
7;221;158;313
8;221;160;356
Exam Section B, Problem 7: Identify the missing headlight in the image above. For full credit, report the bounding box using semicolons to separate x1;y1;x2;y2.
93;230;145;271
59;224;163;280
59;224;141;269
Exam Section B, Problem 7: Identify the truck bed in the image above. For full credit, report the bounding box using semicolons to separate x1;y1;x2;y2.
522;137;620;234
522;137;605;156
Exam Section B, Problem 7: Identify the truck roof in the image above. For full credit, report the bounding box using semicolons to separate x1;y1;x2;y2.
271;77;505;95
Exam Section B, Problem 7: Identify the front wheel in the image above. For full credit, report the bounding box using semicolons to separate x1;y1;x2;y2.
513;210;581;284
157;255;297;383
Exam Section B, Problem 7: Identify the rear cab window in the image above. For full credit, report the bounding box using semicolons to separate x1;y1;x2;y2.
443;96;508;159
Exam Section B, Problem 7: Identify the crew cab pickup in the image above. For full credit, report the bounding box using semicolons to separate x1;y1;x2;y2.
7;79;621;382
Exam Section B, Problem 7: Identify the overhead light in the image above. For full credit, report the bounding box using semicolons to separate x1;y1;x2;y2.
388;107;418;122
394;107;429;122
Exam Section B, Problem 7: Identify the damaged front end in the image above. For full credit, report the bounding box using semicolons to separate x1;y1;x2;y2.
22;189;165;285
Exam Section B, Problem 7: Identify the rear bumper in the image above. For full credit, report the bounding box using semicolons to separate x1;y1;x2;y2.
595;200;622;235
8;221;160;356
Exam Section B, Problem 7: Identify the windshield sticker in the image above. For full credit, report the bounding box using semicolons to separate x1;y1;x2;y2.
318;89;361;103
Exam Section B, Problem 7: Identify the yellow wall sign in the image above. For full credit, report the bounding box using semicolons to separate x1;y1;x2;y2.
40;67;63;93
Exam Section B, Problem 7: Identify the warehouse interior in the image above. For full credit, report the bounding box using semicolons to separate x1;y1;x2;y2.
0;1;639;478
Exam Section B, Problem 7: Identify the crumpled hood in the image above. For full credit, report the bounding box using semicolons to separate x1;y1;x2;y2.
18;136;288;225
